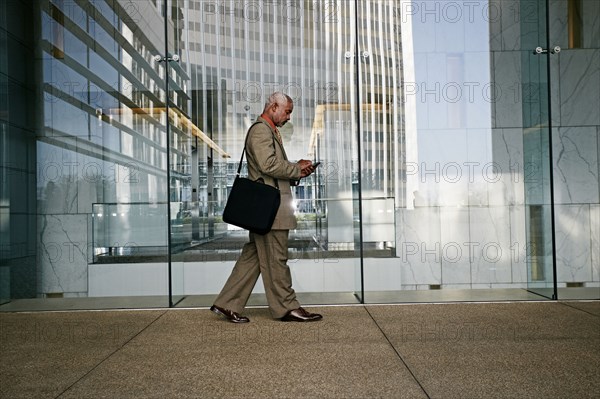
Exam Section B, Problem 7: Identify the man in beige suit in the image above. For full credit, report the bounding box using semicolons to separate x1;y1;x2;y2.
210;92;322;323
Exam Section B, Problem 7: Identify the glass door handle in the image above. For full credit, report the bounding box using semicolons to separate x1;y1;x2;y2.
533;46;561;55
344;51;371;59
154;54;180;62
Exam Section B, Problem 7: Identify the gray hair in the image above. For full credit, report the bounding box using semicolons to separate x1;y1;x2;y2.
265;92;292;109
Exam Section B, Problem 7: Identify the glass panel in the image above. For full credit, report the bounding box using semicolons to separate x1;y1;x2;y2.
551;0;600;300
165;0;190;306
163;0;362;307
0;0;172;310
356;0;403;302
361;0;554;302
522;0;556;299
92;203;168;262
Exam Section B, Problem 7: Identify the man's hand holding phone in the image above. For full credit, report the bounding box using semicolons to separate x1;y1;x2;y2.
298;159;320;177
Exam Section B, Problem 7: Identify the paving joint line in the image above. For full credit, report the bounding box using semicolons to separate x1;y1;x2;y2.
558;301;600;322
53;309;169;399
363;306;432;399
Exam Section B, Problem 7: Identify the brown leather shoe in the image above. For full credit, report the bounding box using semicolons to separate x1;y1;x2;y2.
280;307;323;322
210;305;250;323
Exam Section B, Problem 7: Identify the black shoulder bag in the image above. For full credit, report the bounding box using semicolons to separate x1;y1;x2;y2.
222;127;281;235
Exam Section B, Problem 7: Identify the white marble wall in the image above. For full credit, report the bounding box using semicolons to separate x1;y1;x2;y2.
553;127;599;204
396;204;528;288
490;128;525;206
397;207;442;285
36;138;167;296
557;50;600;127
591;205;600;282
37;143;87;296
38;214;89;296
491;51;523;129
554;205;593;282
550;0;600;285
89;259;358;297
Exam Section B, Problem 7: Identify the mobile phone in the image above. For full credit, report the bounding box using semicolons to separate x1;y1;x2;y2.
312;161;321;168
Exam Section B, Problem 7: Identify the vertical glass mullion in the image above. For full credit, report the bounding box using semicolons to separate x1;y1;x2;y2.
353;0;365;302
544;0;558;300
164;0;174;307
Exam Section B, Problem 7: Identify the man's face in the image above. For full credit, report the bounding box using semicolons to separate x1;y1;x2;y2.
271;100;293;127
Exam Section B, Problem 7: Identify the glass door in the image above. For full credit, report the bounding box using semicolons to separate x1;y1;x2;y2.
354;0;404;302
550;0;600;300
306;1;364;303
523;0;556;299
358;0;556;303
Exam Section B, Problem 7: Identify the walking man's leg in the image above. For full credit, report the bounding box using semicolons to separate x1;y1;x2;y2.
254;230;300;318
211;236;261;322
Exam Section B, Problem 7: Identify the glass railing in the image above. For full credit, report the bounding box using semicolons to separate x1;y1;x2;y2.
91;202;169;262
91;198;397;263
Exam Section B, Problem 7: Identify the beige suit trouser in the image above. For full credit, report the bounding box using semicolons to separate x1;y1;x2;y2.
213;229;300;318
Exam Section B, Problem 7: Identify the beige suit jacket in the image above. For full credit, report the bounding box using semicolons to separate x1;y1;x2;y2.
245;116;301;230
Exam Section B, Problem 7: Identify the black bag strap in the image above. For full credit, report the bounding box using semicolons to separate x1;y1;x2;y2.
236;121;279;189
235;121;260;175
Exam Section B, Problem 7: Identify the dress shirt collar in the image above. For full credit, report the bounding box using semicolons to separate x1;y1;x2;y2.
260;113;277;130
